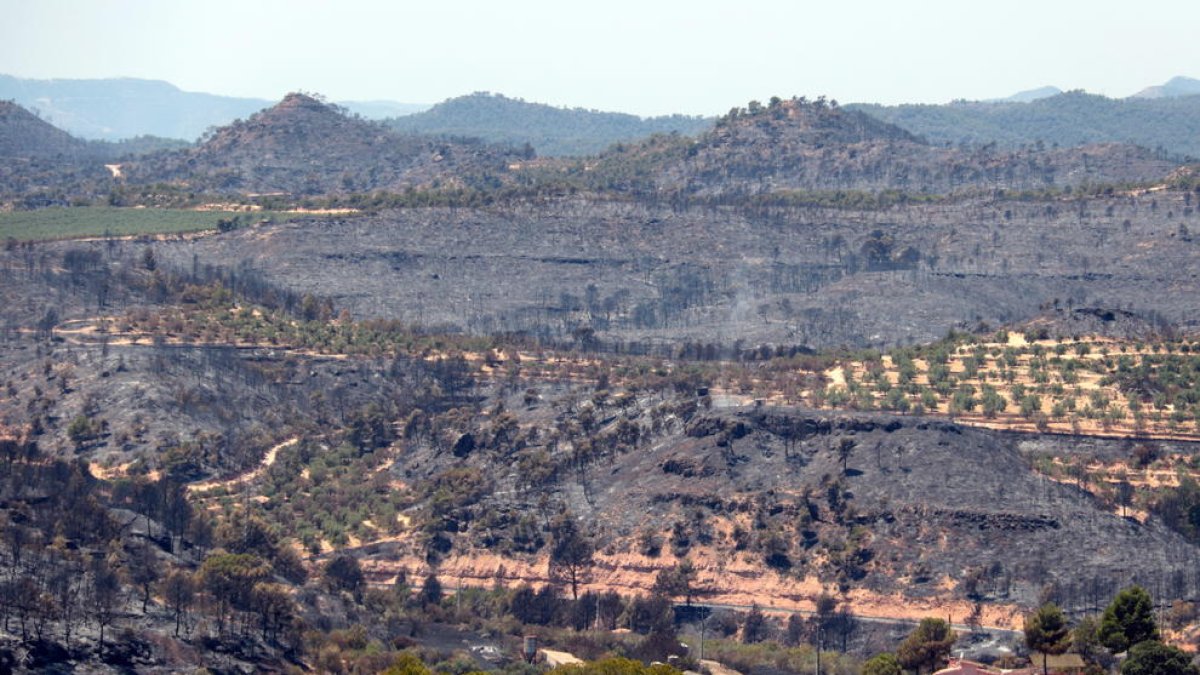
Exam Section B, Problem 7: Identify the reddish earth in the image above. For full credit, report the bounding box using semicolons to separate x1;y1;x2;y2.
356;546;1024;631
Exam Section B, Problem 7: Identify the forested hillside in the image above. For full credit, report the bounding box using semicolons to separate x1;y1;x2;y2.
0;74;427;142
850;91;1200;158
386;92;711;156
540;96;1183;198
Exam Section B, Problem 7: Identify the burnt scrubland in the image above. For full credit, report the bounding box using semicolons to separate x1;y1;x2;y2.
2;90;1200;672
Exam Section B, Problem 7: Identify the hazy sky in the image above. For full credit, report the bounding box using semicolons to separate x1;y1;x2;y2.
3;0;1198;116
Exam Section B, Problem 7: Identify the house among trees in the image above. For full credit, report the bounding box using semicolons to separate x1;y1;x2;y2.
1030;653;1086;673
934;658;1030;674
933;654;1085;675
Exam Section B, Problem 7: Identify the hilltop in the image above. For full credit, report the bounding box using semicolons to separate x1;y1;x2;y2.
565;97;1182;198
386;92;712;156
989;85;1063;103
1;91;1189;206
123;93;524;195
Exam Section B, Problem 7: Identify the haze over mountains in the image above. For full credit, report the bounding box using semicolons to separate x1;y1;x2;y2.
1131;75;1200;99
0;74;428;141
986;76;1200;103
988;85;1062;103
0;98;89;158
4;73;1200;159
4;89;1184;207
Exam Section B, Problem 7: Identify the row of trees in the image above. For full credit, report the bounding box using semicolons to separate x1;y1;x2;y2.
827;336;1200;437
1022;585;1198;675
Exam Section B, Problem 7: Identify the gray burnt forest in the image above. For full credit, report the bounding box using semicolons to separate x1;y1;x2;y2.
2;87;1200;673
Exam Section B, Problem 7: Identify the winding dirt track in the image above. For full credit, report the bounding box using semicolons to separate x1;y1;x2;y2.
187;437;298;493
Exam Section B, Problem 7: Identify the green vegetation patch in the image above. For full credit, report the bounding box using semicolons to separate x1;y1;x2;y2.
0;206;290;242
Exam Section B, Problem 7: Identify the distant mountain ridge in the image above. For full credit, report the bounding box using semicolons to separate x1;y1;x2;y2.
386;92;712;156
1131;75;1200;99
0;89;1190;206
0;74;427;142
988;85;1063;103
0;74;270;141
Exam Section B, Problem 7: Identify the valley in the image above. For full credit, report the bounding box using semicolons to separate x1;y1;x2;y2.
2;80;1200;674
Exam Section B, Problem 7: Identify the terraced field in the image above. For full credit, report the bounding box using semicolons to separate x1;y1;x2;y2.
0;206;291;241
825;331;1200;440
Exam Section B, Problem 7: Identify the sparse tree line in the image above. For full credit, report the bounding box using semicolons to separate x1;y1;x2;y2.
301;550;871;675
858;586;1197;674
0;439;316;664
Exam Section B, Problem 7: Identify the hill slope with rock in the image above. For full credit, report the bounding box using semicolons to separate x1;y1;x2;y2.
557;97;1184;199
123;93;524;195
2;217;1200;669
1;92;1190;208
348;404;1198;626
657;98;1182;196
5;245;1191;626
0;100;119;203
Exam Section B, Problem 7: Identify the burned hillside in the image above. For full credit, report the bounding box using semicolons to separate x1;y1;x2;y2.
334;401;1199;620
154;186;1200;351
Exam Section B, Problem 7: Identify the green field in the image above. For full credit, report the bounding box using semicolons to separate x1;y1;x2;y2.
0;207;293;242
